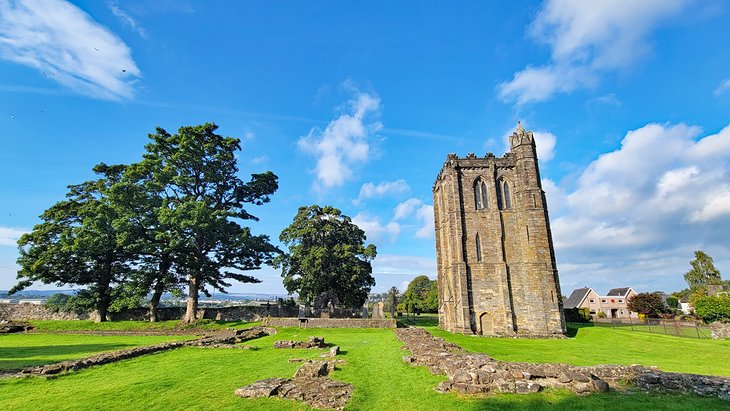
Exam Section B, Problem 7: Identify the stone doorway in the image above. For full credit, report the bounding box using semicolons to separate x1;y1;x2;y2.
611;309;618;318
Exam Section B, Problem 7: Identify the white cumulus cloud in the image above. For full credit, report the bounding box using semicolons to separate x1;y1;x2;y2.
393;198;434;239
354;179;409;205
498;0;689;104
0;0;141;100
549;122;730;293
298;89;382;190
0;226;27;246
352;212;400;243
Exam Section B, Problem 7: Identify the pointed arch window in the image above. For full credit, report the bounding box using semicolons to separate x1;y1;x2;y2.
497;179;512;210
474;179;488;210
475;233;482;262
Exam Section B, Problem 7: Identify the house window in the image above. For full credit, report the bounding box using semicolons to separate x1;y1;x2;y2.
475;233;482;262
601;299;607;303
589;299;595;303
618;299;623;303
474;180;488;210
497;179;512;210
620;310;624;314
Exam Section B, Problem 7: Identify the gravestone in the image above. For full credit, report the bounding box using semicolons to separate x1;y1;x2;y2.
372;302;385;319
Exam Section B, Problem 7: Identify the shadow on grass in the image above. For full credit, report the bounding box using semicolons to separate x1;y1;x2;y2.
0;343;135;358
0;343;137;371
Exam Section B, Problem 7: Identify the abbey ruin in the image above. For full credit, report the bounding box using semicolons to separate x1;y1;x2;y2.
433;123;566;336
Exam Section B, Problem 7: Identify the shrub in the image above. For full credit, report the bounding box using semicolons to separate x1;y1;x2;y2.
693;295;730;323
666;296;679;309
563;308;591;322
596;311;607;319
627;292;667;317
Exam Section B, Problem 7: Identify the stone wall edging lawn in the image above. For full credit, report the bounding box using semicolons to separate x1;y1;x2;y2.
0;326;276;378
396;327;730;401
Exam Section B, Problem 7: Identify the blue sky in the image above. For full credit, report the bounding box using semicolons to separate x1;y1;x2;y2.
1;0;730;296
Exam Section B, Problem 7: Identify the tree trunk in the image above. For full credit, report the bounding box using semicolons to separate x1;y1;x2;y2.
97;296;110;323
183;275;199;323
148;256;170;322
96;257;113;323
148;278;165;322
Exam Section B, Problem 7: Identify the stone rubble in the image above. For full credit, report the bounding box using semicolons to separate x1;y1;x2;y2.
0;320;33;334
273;336;327;349
396;327;730;401
235;360;353;410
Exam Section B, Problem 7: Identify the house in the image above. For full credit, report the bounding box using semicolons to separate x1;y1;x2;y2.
563;287;602;316
564;287;638;319
600;288;638;319
678;296;693;315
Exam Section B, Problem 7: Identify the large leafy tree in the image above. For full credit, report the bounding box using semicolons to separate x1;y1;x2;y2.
109;162;183;322
276;205;377;309
401;275;438;314
385;286;400;318
684;250;722;290
139;123;279;323
12;164;133;322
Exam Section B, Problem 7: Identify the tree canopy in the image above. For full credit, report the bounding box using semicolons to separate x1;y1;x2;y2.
385;286;400;318
627;292;667;317
275;205;377;309
12;164;133;321
684;250;722;290
11;123;279;323
137;123;279;322
400;275;438;314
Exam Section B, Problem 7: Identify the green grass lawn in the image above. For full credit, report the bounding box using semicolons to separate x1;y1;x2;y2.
0;333;194;371
28;319;260;332
1;326;728;410
404;316;730;376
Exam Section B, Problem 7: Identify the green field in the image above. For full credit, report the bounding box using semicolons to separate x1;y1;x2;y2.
1;323;729;410
0;333;194;371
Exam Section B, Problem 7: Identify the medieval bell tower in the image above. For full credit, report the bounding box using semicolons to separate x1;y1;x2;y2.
432;123;566;336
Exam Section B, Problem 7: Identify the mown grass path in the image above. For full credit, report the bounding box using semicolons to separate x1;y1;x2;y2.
1;325;729;410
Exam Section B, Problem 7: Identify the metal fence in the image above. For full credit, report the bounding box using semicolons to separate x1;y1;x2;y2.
588;317;712;339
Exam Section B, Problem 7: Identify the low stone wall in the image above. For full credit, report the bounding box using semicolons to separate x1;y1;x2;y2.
263;317;396;329
396;327;730;401
0;303;94;321
710;322;730;339
5;326;276;377
0;303;299;322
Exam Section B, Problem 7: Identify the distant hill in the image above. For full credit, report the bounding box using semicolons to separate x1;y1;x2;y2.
0;289;78;299
0;289;290;301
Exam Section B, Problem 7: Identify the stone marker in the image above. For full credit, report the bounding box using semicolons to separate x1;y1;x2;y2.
371;301;385;319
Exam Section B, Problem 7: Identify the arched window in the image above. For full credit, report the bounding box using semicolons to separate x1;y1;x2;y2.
475;233;482;262
497;179;512;210
502;180;511;209
474;180;488;210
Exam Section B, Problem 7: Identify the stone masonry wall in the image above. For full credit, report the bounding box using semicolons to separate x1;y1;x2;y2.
0;303;299;322
263;317;396;328
710;322;730;339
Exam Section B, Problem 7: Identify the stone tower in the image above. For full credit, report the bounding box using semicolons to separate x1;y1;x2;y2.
432;123;566;336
